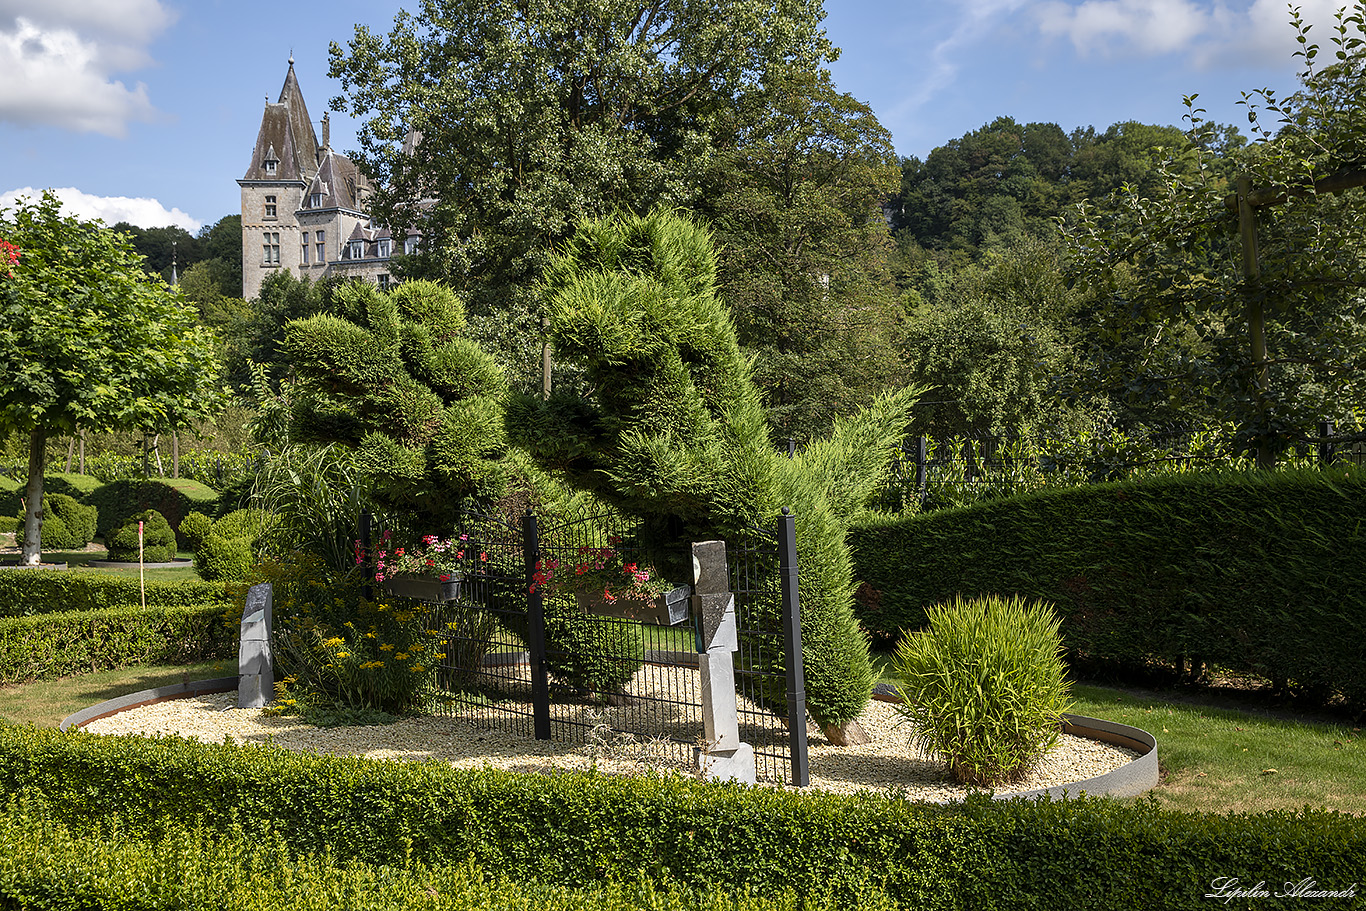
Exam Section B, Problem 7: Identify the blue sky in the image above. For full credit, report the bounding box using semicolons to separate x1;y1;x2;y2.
0;0;1347;232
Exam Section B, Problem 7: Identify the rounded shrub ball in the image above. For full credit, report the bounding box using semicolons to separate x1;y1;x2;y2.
892;593;1072;787
194;531;256;582
107;509;178;563
48;493;96;546
178;511;214;552
211;508;272;541
17;503;75;549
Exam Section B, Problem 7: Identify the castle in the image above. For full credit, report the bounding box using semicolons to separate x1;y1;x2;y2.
239;58;415;301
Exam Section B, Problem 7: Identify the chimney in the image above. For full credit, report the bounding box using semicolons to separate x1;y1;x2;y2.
322;113;330;151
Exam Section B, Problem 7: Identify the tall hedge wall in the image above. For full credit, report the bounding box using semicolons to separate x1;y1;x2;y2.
1;727;1363;908
0;569;229;618
849;468;1366;705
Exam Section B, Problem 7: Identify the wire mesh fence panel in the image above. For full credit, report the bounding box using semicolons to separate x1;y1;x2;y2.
729;526;799;785
431;508;538;739
533;509;704;772
424;504;803;785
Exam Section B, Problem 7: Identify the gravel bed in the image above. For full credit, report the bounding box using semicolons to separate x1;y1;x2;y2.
82;678;1139;801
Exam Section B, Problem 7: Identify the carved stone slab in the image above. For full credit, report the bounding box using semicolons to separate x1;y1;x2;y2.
693;592;736;652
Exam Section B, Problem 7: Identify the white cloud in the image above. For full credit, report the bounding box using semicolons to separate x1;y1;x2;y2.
0;186;200;231
0;1;177;136
886;0;1034;121
1034;0;1352;67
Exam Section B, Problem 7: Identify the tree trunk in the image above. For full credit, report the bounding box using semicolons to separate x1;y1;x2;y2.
20;430;47;567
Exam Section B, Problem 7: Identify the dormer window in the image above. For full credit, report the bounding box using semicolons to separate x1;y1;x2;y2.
264;158;278;176
347;240;365;259
404;236;419;256
264;195;277;219
310;193;323;208
377;239;392;258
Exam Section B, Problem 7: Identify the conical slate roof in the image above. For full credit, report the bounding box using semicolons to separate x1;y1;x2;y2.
242;59;320;182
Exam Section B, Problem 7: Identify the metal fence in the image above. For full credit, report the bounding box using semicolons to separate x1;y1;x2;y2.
410;505;808;786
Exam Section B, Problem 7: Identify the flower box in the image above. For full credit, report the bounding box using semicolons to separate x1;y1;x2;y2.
575;584;691;626
381;574;462;603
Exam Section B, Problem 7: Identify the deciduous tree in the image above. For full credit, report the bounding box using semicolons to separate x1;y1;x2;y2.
0;192;221;564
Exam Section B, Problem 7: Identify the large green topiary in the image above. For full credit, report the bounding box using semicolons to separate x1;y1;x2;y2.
511;210;923;735
15;494;95;550
106;510;177;563
282;279;509;533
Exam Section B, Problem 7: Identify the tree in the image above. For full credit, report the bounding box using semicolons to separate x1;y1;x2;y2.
698;68;907;441
110;222;202;284
900;238;1090;440
328;0;836;386
0;192;221;564
1060;7;1366;464
510;209;923;738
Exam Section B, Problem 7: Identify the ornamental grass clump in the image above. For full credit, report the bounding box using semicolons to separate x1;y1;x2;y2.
892;594;1072;787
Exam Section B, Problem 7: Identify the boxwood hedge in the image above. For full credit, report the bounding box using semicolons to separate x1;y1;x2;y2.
0;604;233;684
849;468;1366;706
1;726;1362;908
0;570;229;618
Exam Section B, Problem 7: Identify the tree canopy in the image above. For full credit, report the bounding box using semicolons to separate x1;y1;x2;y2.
327;0;837;382
0;191;221;563
1059;7;1366;462
699;68;907;441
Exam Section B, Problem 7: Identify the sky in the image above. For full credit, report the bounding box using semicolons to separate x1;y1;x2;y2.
0;0;1352;232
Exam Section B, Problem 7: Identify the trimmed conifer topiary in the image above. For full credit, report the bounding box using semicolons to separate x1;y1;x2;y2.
106;510;177;563
15;494;96;550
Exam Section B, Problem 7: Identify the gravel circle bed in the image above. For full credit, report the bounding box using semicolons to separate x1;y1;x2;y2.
83;687;1140;802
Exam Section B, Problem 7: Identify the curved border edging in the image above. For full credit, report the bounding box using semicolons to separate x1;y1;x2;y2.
59;676;239;732
870;685;1158;800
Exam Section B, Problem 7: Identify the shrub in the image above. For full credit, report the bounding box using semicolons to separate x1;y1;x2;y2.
193;509;275;582
86;478;219;546
0;603;232;683
39;472;103;502
106;510;177;563
891;594;1072;787
14;494;94;549
0;516;16;535
0;570;229;618
48;493;96;545
177;511;214;552
194;532;255;582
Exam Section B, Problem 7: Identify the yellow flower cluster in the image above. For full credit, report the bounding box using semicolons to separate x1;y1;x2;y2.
323;637;344;647
359;660;384;670
379;643;394;651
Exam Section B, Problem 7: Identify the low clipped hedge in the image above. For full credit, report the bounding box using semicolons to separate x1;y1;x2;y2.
850;467;1366;706
0;473;102;516
1;727;1363;907
0;604;233;684
86;478;219;546
0;797;834;911
0;570;230;618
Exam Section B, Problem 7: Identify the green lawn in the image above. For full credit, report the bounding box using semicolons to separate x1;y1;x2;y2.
0;660;235;728
872;651;1364;815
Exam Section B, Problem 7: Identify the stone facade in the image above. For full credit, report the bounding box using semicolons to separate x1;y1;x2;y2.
239;59;414;301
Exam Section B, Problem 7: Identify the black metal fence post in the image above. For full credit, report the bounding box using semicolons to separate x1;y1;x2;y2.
777;507;809;787
914;436;928;507
523;510;551;739
1319;420;1336;466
